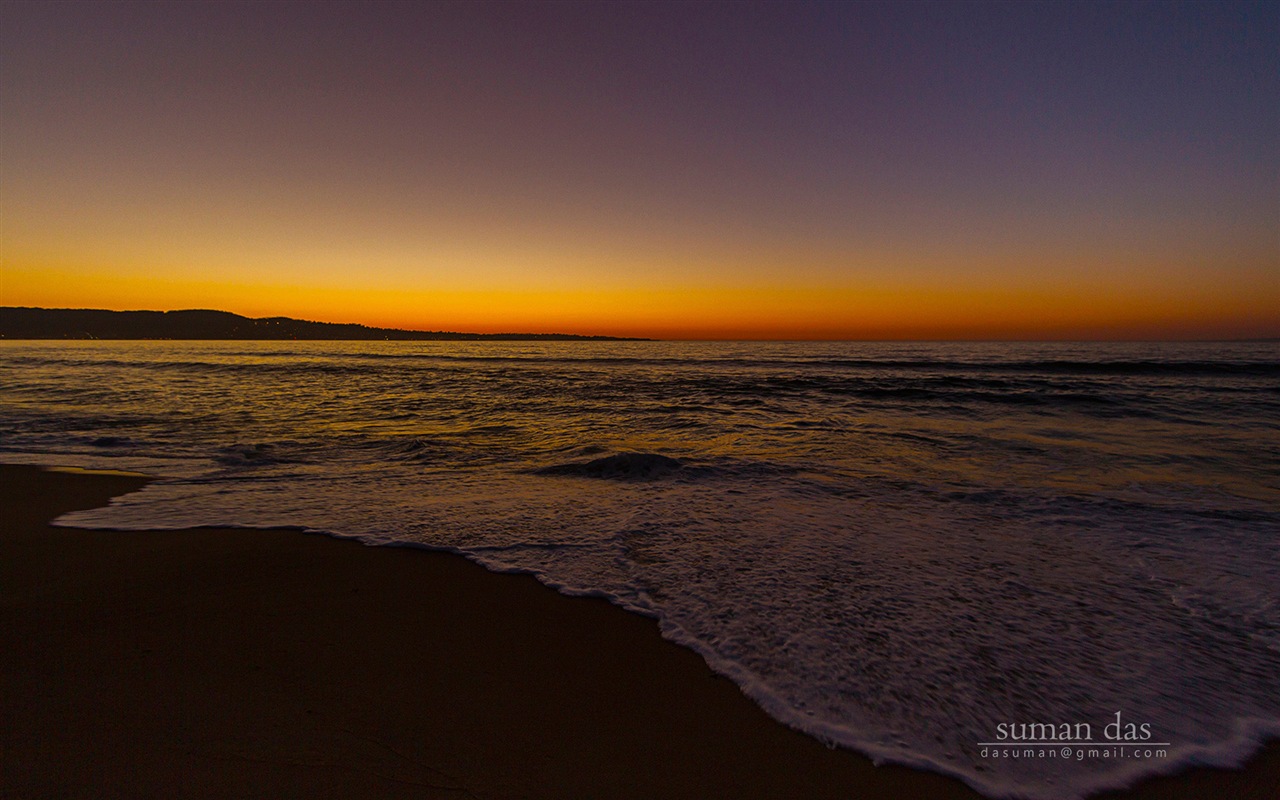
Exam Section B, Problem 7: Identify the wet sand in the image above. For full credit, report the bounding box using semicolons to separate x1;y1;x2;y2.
2;463;1275;799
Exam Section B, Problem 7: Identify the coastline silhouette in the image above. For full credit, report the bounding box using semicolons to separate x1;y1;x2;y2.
0;307;646;341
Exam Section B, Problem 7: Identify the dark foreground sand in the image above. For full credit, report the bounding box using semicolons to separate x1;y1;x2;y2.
2;464;1276;799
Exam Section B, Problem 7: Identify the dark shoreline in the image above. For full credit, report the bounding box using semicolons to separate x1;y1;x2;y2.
0;306;648;341
2;463;1276;799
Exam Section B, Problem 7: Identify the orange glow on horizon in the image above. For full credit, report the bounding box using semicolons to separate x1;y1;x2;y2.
4;259;1276;341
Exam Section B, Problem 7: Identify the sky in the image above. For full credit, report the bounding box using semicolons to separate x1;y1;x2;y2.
1;0;1277;339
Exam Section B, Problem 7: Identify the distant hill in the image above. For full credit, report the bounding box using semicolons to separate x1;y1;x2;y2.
0;307;647;341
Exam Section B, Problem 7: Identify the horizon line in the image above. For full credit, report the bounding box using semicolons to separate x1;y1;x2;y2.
2;306;1276;344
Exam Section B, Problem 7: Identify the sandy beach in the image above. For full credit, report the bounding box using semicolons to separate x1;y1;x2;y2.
2;463;1276;799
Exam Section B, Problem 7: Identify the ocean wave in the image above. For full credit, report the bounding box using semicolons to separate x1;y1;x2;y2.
533;452;684;480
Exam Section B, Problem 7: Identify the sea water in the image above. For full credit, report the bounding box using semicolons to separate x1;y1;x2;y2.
1;339;1276;799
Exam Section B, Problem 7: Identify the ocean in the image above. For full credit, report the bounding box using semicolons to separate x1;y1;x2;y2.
2;339;1277;799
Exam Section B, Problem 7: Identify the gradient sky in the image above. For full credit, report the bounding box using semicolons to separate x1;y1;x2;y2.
2;0;1277;339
